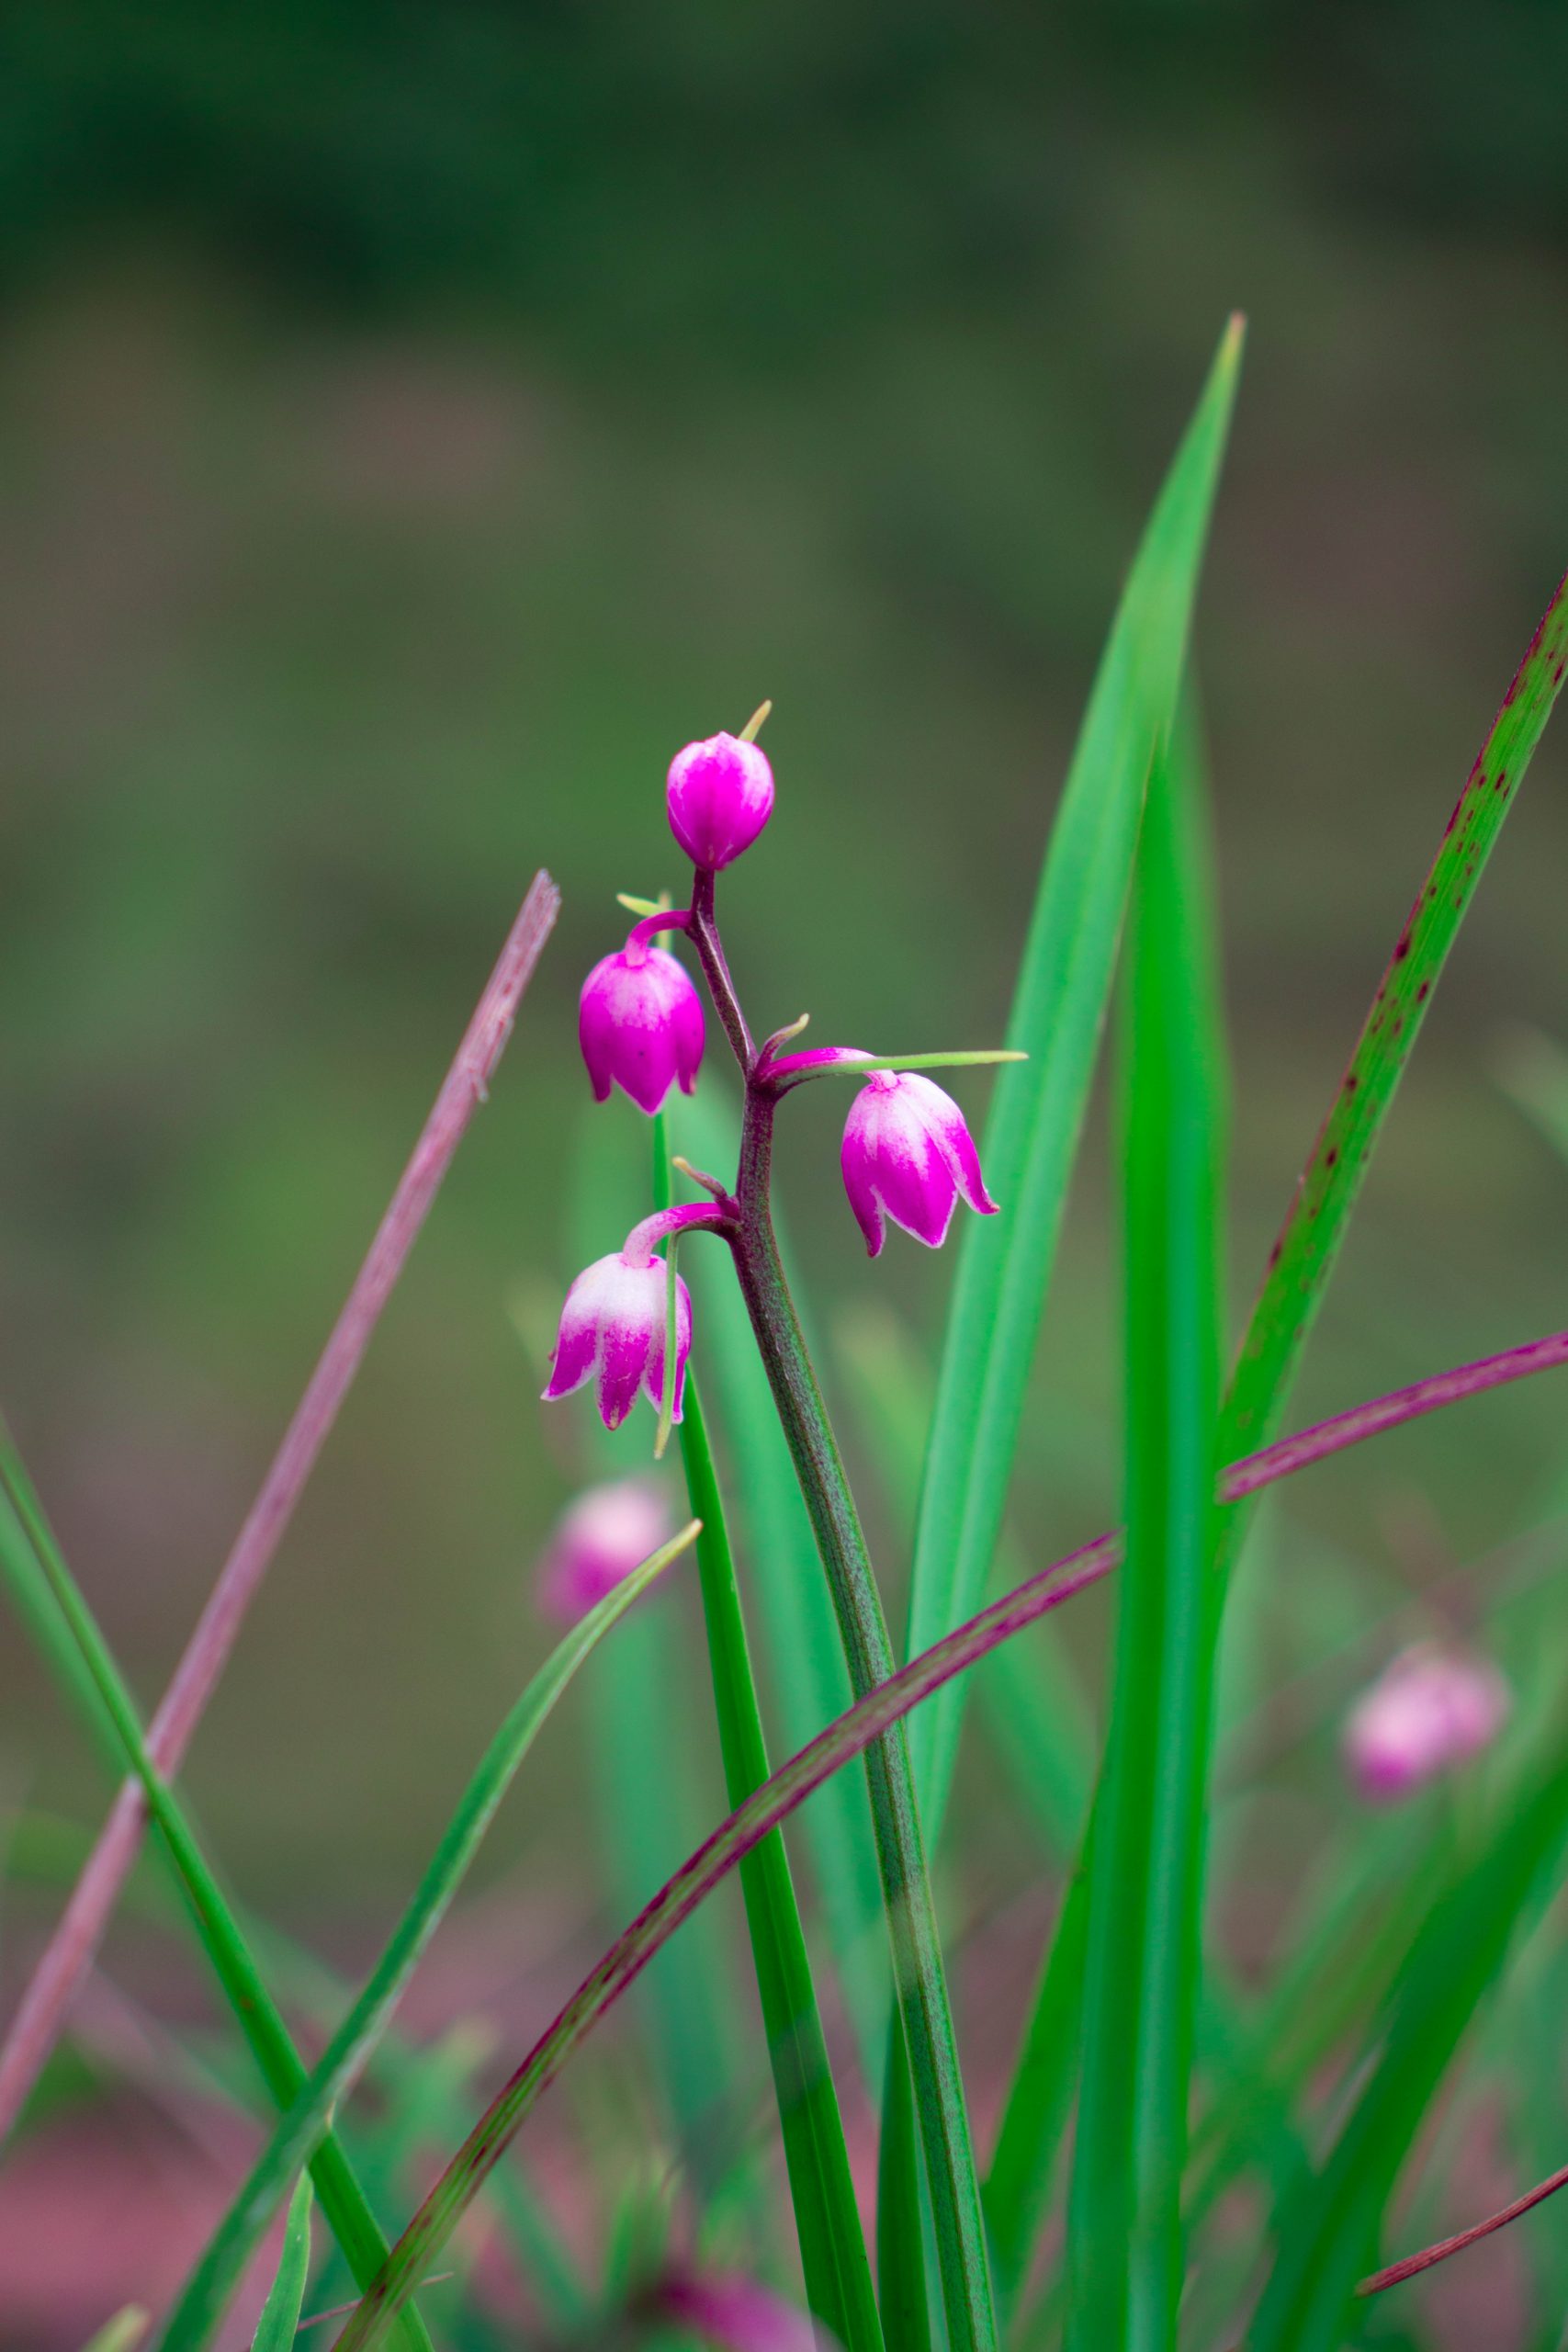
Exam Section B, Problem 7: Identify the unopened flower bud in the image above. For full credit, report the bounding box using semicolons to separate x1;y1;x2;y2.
666;732;774;871
840;1069;998;1256
579;944;704;1117
538;1479;673;1625
1342;1645;1509;1804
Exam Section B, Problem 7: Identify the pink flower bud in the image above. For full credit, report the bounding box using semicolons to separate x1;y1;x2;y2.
542;1251;693;1430
666;732;775;870
840;1069;999;1256
537;1479;673;1625
579;945;705;1117
1342;1645;1510;1804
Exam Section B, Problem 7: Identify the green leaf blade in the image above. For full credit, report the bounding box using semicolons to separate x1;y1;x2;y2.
1250;1747;1568;2352
0;1441;432;2352
253;2174;315;2352
675;1363;884;2352
905;314;1245;1849
154;1520;698;2352
1224;563;1568;1462
1062;722;1228;2349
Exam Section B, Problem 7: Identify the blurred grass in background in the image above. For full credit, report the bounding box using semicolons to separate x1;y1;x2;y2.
3;11;1568;2324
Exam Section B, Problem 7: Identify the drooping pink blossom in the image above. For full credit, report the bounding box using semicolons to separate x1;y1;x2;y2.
579;944;704;1117
543;1205;717;1431
1342;1645;1510;1804
840;1069;998;1256
542;1252;693;1430
538;1479;674;1625
666;732;774;870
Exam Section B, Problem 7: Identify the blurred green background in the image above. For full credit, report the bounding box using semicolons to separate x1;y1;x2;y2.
4;0;1568;2267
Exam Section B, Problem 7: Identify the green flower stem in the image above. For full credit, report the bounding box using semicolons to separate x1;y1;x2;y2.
724;1082;998;2352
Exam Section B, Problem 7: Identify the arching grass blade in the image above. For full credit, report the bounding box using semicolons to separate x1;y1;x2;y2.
0;1437;432;2352
156;1519;699;2352
905;313;1244;1845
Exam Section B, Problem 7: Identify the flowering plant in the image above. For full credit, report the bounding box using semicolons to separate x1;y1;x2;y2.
7;319;1568;2352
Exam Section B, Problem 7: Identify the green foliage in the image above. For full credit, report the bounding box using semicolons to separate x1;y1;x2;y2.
154;1520;697;2352
252;2176;315;2352
1063;722;1227;2349
904;312;1243;1850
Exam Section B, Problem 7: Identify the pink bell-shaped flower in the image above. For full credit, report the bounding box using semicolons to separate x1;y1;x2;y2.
1342;1645;1510;1804
579;944;704;1117
840;1069;999;1256
542;1251;693;1431
537;1479;673;1625
666;732;774;870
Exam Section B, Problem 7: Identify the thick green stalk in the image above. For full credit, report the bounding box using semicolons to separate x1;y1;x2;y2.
676;1368;884;2352
723;1088;998;2352
0;1447;430;2352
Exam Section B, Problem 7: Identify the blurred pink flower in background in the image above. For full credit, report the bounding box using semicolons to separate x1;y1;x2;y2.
537;1480;673;1625
1342;1644;1510;1803
660;2269;826;2351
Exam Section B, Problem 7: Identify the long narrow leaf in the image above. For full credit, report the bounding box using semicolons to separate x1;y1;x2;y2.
0;1442;431;2352
1224;562;1568;1463
905;314;1244;1845
253;2175;315;2352
673;1352;883;2352
1064;723;1227;2348
674;1089;890;2087
1250;1746;1568;2350
155;1519;698;2352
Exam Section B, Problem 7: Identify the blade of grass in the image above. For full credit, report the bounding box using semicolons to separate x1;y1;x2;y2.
78;2314;151;2352
987;557;1568;2298
1249;1743;1568;2351
656;1104;883;2352
1063;719;1227;2350
895;311;1239;2335
254;2175;315;2352
834;1305;1094;1860
675;1365;883;2352
1224;567;1568;1465
982;1849;1091;2308
904;315;1244;1847
0;1442;432;2352
155;1520;698;2352
674;1089;888;2085
330;1327;1568;2349
876;2013;932;2352
0;871;560;2143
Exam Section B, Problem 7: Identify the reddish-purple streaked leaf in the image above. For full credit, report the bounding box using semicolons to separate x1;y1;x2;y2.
1224;566;1568;1461
329;1317;1568;2351
0;872;559;2141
